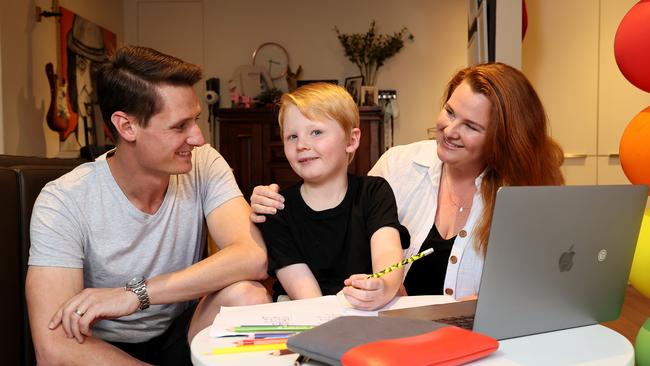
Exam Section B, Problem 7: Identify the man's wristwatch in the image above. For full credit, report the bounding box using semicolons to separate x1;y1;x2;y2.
125;277;150;310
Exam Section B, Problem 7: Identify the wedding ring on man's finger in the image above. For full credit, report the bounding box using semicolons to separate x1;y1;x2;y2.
74;308;85;317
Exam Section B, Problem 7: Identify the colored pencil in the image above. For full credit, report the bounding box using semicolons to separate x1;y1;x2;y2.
209;343;288;355
235;338;288;346
367;248;434;278
253;332;296;339
270;348;295;356
228;325;314;332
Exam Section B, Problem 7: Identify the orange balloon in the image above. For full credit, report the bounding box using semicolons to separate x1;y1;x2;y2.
620;106;650;195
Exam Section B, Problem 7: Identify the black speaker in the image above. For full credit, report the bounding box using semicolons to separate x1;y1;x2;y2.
206;77;220;112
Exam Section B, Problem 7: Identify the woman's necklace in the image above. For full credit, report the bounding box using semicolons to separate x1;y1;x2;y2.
443;165;472;213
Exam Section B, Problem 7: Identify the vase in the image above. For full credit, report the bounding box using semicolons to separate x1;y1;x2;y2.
360;64;379;86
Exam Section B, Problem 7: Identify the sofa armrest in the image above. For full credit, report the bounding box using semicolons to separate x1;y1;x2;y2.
1;165;80;366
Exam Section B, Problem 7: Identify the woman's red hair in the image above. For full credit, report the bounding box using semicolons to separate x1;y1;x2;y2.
444;63;564;253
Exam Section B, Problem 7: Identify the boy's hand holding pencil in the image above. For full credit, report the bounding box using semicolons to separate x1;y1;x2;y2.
342;274;394;310
342;248;435;310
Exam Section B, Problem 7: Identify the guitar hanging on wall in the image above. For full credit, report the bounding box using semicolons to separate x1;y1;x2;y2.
45;62;77;141
41;0;78;141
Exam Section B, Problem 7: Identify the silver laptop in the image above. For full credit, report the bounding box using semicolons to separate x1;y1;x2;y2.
381;185;647;340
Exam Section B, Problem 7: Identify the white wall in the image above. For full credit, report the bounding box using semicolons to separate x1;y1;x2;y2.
494;0;522;69
0;0;123;157
124;0;468;146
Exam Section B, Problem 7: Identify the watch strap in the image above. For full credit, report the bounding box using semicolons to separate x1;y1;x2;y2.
126;278;150;310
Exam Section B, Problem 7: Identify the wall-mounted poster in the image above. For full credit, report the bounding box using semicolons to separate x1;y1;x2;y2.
59;7;117;155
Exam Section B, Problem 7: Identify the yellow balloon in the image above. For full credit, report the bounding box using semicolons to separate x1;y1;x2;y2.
630;206;650;298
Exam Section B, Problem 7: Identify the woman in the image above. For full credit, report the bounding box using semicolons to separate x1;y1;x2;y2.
251;63;564;299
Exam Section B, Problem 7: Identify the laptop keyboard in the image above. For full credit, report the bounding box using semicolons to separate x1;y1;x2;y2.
434;315;475;330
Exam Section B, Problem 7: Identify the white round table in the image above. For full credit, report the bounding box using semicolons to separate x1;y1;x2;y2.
191;323;633;366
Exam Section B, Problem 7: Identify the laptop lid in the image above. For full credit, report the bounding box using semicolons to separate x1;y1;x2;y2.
473;185;647;340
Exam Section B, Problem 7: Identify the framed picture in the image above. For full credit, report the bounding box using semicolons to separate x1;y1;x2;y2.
344;75;364;105
360;86;379;107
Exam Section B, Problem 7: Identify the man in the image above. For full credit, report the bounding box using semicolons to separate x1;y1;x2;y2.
26;46;270;365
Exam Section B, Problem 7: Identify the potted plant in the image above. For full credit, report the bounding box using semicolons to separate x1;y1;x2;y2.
335;20;414;86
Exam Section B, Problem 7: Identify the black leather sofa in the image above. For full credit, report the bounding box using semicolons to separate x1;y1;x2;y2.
0;154;88;366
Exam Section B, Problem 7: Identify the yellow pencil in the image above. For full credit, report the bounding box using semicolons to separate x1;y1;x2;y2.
367;248;434;278
209;343;288;355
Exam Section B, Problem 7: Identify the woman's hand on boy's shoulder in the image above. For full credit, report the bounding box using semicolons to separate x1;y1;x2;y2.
250;184;285;223
342;274;395;311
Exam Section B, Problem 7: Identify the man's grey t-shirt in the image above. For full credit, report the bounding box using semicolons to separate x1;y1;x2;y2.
28;145;242;343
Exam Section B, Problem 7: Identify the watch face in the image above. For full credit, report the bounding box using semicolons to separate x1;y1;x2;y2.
127;277;143;287
252;42;289;80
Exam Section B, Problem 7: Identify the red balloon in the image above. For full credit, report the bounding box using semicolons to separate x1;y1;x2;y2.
620;106;650;195
614;0;650;93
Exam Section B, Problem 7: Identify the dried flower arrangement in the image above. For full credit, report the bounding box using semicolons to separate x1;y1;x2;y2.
335;20;414;86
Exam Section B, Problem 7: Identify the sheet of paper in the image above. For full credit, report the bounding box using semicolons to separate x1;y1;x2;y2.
209;294;456;338
339;293;456;315
383;294;456;310
210;295;373;337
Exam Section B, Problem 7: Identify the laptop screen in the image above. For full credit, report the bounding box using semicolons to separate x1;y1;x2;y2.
473;185;647;339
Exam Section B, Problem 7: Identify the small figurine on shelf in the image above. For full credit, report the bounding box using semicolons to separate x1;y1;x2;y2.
286;65;303;92
230;91;253;108
230;91;241;108
241;95;252;108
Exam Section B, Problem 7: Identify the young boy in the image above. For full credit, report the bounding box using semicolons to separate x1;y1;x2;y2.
259;82;409;310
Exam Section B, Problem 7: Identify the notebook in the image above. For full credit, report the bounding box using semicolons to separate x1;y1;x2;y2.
381;185;648;340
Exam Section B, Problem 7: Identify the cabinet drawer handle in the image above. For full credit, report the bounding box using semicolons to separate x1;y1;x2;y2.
608;153;620;158
564;153;588;159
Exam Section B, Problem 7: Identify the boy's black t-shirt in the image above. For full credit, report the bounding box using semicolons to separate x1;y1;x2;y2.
259;175;410;297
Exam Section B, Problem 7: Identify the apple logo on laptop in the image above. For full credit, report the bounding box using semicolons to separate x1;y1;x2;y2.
559;245;575;272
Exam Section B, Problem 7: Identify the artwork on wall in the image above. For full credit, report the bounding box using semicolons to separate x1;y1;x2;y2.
467;0;489;65
59;7;117;156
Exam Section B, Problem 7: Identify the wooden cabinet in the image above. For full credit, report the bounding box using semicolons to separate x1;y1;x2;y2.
215;107;384;199
522;0;647;186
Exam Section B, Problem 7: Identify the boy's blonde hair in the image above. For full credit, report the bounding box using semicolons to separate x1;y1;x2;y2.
278;82;360;163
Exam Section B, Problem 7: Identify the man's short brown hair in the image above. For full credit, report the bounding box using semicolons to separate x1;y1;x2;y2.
96;46;202;140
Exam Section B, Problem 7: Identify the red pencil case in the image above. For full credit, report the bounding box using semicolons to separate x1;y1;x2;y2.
341;326;498;366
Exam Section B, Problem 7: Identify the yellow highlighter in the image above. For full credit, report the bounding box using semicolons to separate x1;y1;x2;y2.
209;343;288;355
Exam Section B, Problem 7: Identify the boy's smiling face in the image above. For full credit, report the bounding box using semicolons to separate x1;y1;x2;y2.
282;105;358;184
